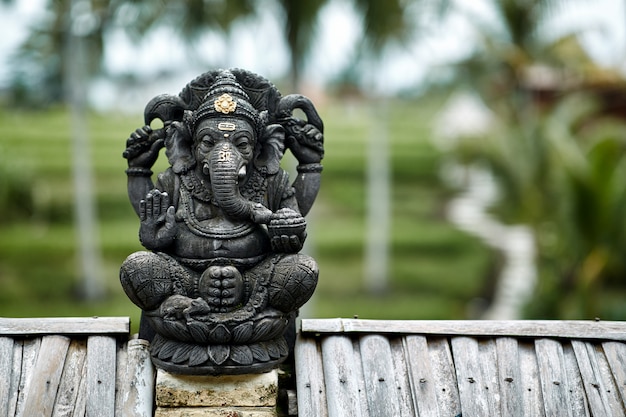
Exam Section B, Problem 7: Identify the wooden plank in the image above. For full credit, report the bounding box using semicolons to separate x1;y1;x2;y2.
602;341;626;408
359;335;402;416
0;317;129;336
12;338;41;417
117;338;155;417
21;335;71;417
572;340;624;416
427;337;461;416
115;337;129;417
593;342;626;415
321;335;363;417
562;342;589;417
7;339;25;417
389;337;415;417
496;337;524;416
350;337;368;417
52;339;87;417
404;335;439;417
480;338;501;414
86;336;117;417
73;353;89;417
301;319;626;341
295;335;328;417
518;340;545;416
0;337;14;417
451;337;493;416
535;338;573;417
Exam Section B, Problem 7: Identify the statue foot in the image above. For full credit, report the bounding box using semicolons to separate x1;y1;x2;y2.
198;265;245;312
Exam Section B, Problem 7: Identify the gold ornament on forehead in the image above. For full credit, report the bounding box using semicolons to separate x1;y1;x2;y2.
214;93;237;114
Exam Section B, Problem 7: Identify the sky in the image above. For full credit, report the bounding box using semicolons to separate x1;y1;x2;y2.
0;0;625;110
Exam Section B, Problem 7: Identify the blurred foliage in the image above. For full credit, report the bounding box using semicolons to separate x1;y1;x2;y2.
0;144;33;221
4;0;428;105
453;94;626;319
0;99;492;327
444;0;626;319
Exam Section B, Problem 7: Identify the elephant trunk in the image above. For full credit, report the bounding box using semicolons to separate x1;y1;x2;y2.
209;143;271;223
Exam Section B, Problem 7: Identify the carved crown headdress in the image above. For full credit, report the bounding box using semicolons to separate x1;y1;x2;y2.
192;70;262;132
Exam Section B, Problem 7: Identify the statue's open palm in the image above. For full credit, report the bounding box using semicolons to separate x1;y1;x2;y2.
139;189;176;250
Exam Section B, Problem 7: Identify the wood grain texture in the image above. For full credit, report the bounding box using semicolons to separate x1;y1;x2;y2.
496;337;524;416
603;341;626;409
0;317;129;336
295;319;626;417
389;337;415;417
359;335;402;416
535;338;573;417
301;319;626;341
403;335;438;417
13;338;42;417
321;335;362;417
518;340;545;416
21;335;71;417
0;337;14;417
295;335;328;417
52;339;87;417
86;335;117;417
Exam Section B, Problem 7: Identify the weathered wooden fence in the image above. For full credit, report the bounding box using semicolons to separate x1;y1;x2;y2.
295;319;626;417
0;317;154;417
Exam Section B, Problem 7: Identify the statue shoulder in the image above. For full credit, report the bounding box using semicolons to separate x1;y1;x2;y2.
155;168;177;195
267;168;297;211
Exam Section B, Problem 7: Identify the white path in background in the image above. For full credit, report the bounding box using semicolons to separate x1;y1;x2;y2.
444;164;537;319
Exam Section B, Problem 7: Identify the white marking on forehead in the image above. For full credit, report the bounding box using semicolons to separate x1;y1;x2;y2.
218;122;236;131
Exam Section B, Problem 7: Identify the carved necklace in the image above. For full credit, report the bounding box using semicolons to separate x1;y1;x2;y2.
178;185;254;239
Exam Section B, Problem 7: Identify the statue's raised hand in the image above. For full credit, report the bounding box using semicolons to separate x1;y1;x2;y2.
285;121;324;165
139;189;176;250
123;125;165;169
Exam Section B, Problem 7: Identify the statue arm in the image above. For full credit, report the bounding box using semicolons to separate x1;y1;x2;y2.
123;126;166;217
286;122;324;217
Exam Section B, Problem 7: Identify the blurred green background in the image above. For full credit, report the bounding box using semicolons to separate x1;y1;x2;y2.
2;0;626;332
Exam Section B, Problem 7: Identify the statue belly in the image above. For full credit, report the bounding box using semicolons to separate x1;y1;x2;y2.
173;222;270;259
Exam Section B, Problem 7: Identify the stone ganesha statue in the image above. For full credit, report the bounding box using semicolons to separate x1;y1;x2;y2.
119;69;323;374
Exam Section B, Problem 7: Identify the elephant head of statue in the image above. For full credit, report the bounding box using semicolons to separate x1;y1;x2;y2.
163;71;287;223
142;68;323;222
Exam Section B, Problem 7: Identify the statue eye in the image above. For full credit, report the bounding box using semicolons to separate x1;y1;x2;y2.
199;135;214;150
235;138;250;151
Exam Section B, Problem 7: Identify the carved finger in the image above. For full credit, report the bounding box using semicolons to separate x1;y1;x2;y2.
145;193;153;217
281;235;291;251
152;192;162;217
271;236;282;252
163;207;176;231
139;199;146;221
160;192;170;216
290;235;301;251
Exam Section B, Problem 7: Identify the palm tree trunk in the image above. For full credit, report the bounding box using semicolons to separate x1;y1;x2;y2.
65;0;103;300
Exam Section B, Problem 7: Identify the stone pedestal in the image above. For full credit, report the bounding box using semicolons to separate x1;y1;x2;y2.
155;369;278;417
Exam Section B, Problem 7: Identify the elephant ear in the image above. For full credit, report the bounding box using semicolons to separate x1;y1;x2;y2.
255;123;285;175
165;111;195;174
